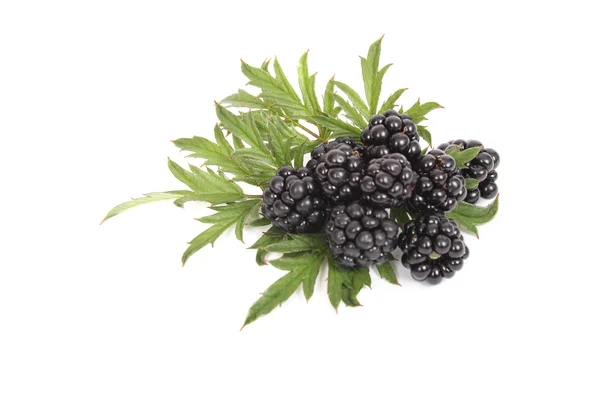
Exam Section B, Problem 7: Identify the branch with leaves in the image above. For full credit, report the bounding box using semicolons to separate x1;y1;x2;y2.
102;37;499;327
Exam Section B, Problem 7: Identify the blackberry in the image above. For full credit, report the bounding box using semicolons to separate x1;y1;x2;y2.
261;166;326;233
325;201;398;268
408;149;467;213
361;153;414;208
438;139;500;203
399;214;470;284
305;137;365;204
360;109;421;161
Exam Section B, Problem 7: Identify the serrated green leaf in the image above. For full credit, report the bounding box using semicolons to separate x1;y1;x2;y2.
213;124;234;155
261;58;271;71
405;99;443;124
391;207;412;225
417;125;433;147
249;218;271;227
243;250;326;327
327;257;343;310
182;199;260;265
379;88;407;114
309;115;362;136
216;103;271;157
445;145;481;169
293;139;309;169
222;89;268;109
264;234;326;253
377;262;400;285
372;63;391;114
232;135;245;150
249;227;286;249
323;77;335;116
333;93;368;128
361;37;383;115
465;178;480;189
101;191;186;223
167;160;244;204
447;214;480;238
298;52;319;114
448;196;499;225
172;135;249;176
334;81;370;119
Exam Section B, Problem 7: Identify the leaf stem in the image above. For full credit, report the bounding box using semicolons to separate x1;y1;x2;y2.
245;194;263;199
295;122;320;139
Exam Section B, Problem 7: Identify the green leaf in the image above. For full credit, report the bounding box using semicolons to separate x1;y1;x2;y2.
213;124;234;155
327;257;344;310
379;88;407;114
447;195;500;237
391;207;412;225
417;125;433;147
334;81;370;120
261;58;271;71
405;99;444;124
222;89;268;109
101;191;186;223
361;36;384;115
293;139;309;169
445;145;481;169
309;115;362;136
248;218;271;227
264;234;326;253
273;58;302;104
333;93;368;128
172;135;249;176
182;199;260;265
323;77;336;115
372;63;392;114
167;160;245;204
447;214;479;238
242;250;326;327
377;262;400;285
298;52;319;114
216;103;270;156
465;178;480;189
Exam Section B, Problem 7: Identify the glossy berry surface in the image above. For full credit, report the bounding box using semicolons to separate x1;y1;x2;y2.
325;201;398;268
361;153;414;208
399;214;470;284
306;137;365;204
361;110;421;161
408;150;466;213
438;139;500;204
261;166;326;233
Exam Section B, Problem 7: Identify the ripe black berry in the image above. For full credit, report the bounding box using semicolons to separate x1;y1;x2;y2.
361;153;414;208
261;166;326;233
325;201;398;268
305;138;364;204
438;140;500;204
399;214;470;284
361;110;421;161
408;149;466;213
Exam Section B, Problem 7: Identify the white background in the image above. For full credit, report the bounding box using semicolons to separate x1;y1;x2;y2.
1;1;599;399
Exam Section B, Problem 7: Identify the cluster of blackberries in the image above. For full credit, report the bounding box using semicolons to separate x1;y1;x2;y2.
438;139;501;204
261;110;497;284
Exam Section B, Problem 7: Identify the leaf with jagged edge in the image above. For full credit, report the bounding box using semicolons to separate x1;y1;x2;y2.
333;93;368;128
168;160;245;205
361;36;388;115
249;227;287;266
376;262;400;285
323;77;336;116
327;255;371;310
465;178;480;189
379;88;407;114
445;145;481;169
222;89;269;109
101;191;189;223
308;114;362;136
242;249;326;328
447;195;500;238
334;80;370;120
263;233;327;253
417;125;433;147
298;52;320;114
182;199;261;265
405;99;444;124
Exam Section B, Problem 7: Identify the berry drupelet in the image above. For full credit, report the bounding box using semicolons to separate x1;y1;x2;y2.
361;109;421;161
438;139;500;203
361;153;414;208
261;166;326;233
325;201;398;268
305;137;365;204
399;214;469;284
408;149;467;213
